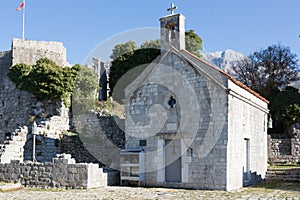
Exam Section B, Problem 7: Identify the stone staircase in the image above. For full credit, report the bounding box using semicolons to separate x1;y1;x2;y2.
265;168;300;182
0;127;28;164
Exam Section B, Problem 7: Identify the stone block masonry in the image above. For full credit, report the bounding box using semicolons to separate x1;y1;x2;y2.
268;134;300;164
0;154;107;189
12;38;69;67
0;39;69;138
0;38;71;164
72;113;125;169
0;126;28;164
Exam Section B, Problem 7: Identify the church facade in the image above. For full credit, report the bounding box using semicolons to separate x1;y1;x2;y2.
122;13;269;191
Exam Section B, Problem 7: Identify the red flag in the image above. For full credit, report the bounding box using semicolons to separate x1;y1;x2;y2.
16;1;25;11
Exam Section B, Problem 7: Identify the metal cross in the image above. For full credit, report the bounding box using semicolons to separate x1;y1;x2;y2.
167;3;178;15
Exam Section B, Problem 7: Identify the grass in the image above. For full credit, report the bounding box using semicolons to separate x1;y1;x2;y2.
250;181;300;192
270;164;300;169
63;131;78;137
96;99;125;119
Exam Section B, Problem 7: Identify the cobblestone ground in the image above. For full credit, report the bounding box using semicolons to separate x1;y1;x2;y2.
0;181;299;200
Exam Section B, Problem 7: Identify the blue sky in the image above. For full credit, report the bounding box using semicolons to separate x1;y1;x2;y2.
1;0;300;64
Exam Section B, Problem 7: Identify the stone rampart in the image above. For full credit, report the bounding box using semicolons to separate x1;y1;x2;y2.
0;39;70;138
0;154;107;189
12;38;68;66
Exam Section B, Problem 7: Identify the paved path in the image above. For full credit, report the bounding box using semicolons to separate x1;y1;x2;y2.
0;182;299;200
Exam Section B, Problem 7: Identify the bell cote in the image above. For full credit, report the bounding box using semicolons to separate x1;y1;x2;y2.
160;13;186;52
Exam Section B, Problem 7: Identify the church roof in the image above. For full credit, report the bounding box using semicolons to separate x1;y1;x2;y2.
180;49;269;104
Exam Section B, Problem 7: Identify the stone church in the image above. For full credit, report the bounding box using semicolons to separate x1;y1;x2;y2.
122;12;269;191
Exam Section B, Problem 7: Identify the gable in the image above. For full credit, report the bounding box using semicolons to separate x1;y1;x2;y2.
124;47;268;106
124;49;226;101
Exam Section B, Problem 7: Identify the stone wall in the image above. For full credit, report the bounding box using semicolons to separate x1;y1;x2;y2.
12;38;69;67
227;79;268;190
61;135;100;165
0;154;107;189
268;134;300;164
23;135;60;163
21;112;125;164
0;126;28;164
69;113;125;170
123;48;268;191
60;114;124;185
0;39;71;164
0;50;33;138
124;51;230;190
0;39;69;138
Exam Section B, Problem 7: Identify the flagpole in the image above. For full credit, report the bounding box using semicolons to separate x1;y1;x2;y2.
22;0;25;40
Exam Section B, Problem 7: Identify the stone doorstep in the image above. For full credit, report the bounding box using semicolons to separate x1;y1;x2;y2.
0;183;22;192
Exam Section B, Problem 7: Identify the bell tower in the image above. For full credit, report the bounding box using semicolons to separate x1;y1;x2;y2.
160;3;185;52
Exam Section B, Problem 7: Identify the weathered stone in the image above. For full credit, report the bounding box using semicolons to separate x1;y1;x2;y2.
122;13;268;192
0;154;107;189
268;134;300;164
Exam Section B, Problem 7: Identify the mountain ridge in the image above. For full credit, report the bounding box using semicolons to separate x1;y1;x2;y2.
201;49;245;74
202;49;300;90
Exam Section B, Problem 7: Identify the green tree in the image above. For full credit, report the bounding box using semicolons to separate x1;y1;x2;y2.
8;58;80;106
269;86;300;135
110;48;160;101
185;30;203;57
110;41;137;60
72;65;99;115
109;30;203;98
140;39;161;49
140;31;203;56
233;43;299;98
7;63;31;88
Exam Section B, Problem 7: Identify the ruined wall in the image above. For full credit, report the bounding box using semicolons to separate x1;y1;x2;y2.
0;50;35;138
268;134;300;164
0;154;107;189
0;39;72;166
12;38;69;67
0;39;126;168
61;135;100;165
70;113;125;169
0;39;69;138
